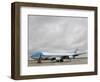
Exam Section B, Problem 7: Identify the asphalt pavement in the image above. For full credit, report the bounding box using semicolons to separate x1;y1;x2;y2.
28;57;87;66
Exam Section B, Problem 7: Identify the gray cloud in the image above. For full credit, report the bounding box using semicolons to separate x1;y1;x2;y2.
28;15;88;54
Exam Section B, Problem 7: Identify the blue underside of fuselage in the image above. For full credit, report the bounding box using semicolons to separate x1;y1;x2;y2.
31;51;44;59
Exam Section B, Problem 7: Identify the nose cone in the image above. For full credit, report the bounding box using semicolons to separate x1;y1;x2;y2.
31;51;43;58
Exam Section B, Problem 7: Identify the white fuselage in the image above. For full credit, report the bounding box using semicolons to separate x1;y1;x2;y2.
42;52;75;56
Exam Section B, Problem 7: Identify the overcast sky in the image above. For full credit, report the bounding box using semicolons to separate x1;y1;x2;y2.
28;15;88;54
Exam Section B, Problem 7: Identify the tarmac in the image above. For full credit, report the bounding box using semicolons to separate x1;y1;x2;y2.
28;57;88;66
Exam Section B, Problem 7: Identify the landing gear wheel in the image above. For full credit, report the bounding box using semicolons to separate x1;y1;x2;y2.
60;59;64;62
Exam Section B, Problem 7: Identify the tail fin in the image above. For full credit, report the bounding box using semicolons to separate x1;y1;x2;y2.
67;48;78;53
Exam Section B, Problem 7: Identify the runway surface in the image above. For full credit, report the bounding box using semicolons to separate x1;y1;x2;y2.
28;57;87;66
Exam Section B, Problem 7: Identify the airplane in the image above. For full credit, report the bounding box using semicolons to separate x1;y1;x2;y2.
31;49;86;63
